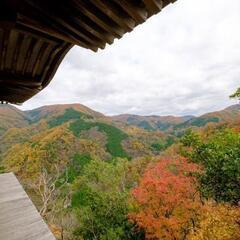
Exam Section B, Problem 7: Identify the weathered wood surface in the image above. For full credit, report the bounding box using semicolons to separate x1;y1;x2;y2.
0;173;55;240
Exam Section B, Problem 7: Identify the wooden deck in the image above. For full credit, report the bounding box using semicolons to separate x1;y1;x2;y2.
0;173;55;240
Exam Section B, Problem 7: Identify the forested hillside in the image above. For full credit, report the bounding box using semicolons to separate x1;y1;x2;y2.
0;104;30;136
0;103;239;239
112;105;240;132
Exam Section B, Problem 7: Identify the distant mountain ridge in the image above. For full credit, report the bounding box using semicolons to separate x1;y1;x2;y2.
111;105;240;131
174;104;240;130
0;103;239;136
111;114;195;131
0;104;30;135
26;103;104;123
201;104;240;122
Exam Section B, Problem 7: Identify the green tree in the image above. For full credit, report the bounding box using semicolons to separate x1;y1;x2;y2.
72;159;143;240
181;129;240;204
69;120;129;158
230;87;240;102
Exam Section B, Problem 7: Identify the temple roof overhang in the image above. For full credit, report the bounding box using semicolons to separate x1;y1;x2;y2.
0;0;177;104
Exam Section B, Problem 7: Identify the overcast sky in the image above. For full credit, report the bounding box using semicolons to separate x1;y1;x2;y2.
20;0;240;116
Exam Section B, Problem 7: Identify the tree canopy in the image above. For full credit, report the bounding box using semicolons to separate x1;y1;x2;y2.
181;129;240;204
129;157;202;240
230;87;240;101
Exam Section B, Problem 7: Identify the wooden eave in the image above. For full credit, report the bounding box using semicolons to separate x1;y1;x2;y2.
0;0;177;104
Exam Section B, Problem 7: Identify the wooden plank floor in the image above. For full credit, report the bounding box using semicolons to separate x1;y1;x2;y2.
0;173;55;240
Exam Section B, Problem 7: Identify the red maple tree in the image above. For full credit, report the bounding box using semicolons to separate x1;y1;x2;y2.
129;157;202;240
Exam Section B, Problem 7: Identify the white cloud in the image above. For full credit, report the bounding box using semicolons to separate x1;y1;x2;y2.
20;0;240;116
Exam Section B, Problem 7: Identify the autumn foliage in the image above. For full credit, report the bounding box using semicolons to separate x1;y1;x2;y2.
129;157;202;240
189;202;240;240
1;105;240;239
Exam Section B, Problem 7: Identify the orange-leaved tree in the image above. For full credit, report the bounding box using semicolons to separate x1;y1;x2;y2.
129;157;202;240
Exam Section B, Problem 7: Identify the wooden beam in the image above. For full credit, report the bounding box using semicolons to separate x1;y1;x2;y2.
41;43;72;88
17;14;77;45
72;0;125;38
0;79;41;88
5;31;21;72
59;6;115;45
112;0;148;24
0;30;10;71
88;0;135;32
11;31;24;73
24;1;101;51
144;0;163;16
22;38;38;75
162;0;177;7
0;72;42;87
0;84;41;96
32;41;49;77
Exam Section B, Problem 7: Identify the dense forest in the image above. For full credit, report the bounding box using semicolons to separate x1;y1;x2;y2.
0;95;240;239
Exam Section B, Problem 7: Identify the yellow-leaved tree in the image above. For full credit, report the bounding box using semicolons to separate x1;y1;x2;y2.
188;202;240;240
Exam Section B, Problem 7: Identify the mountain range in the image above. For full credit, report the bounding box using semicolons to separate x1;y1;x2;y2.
112;104;240;131
0;102;239;208
0;103;238;164
0;103;240;136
